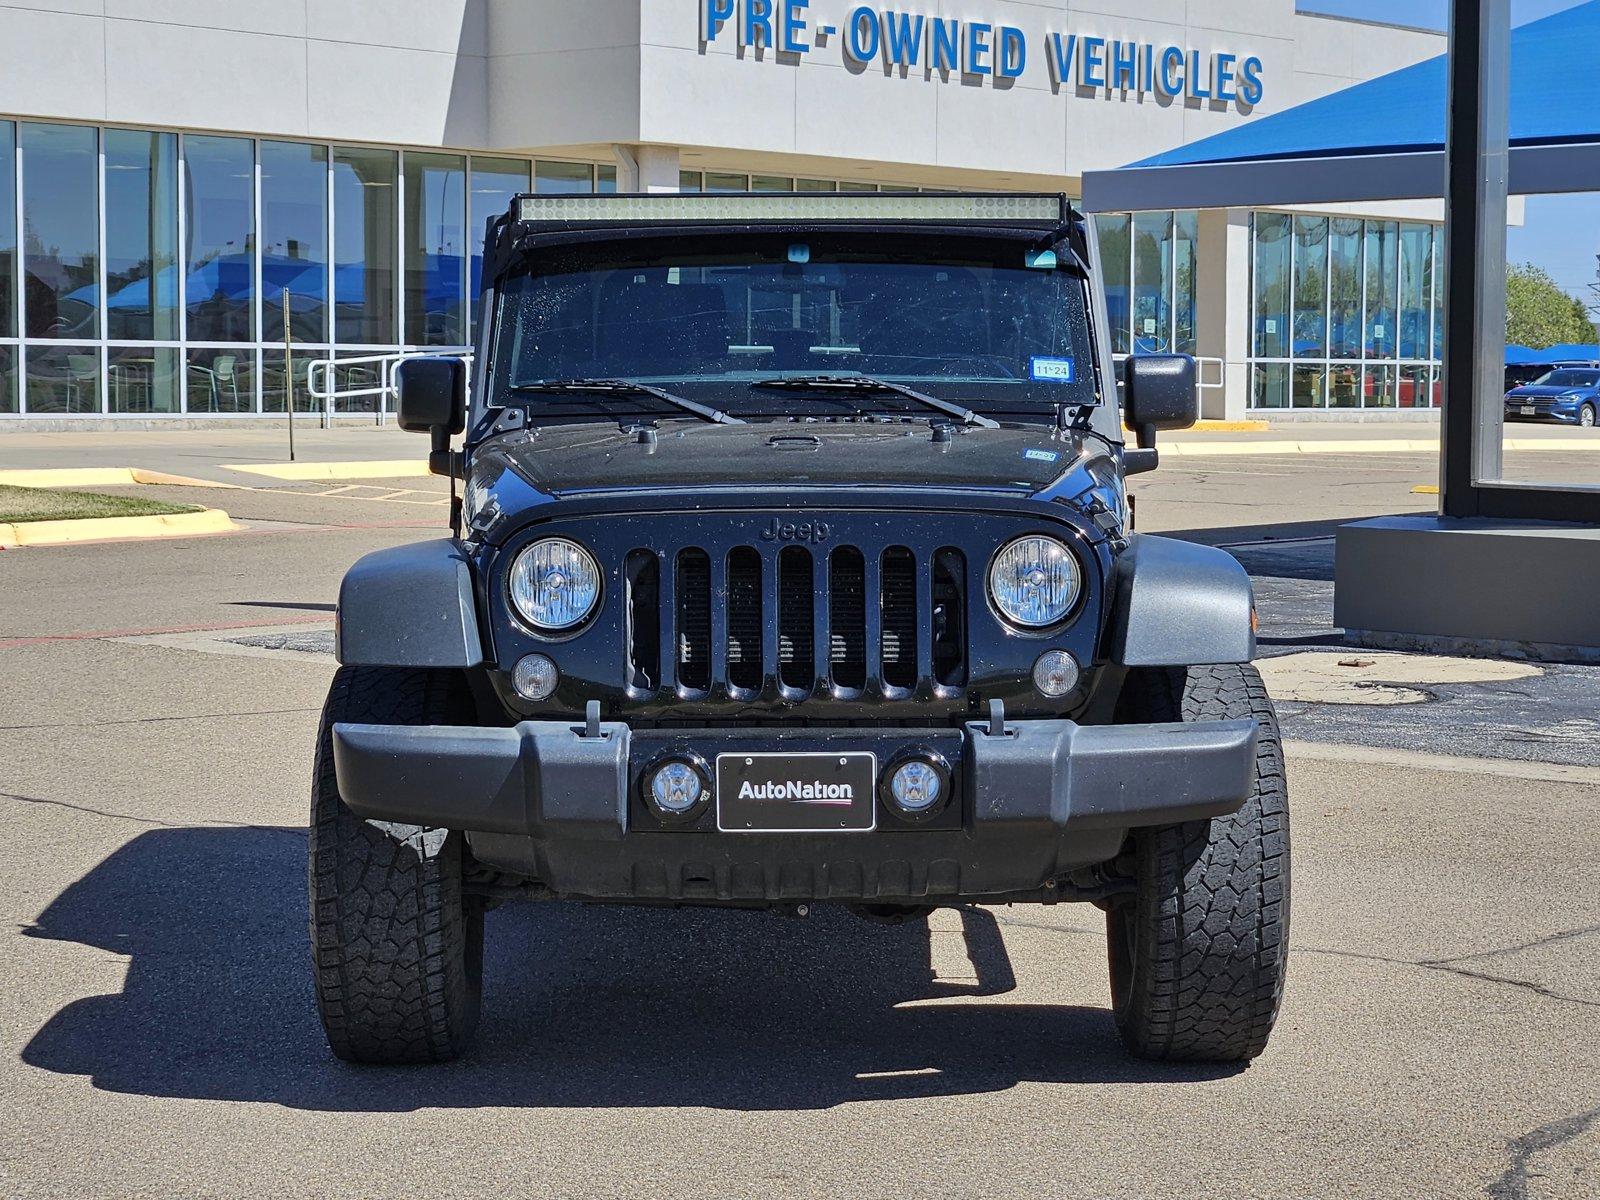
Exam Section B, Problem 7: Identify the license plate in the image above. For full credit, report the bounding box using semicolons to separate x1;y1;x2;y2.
1521;405;1537;415
716;752;878;833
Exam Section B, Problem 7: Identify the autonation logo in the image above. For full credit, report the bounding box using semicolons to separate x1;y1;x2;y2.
737;779;856;804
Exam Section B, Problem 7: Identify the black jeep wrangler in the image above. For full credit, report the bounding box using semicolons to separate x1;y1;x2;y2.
312;192;1288;1066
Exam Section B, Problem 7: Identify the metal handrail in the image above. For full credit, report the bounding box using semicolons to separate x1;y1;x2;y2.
306;350;473;426
1113;353;1226;392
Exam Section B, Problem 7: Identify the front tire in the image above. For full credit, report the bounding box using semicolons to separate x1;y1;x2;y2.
309;665;484;1064
1106;663;1290;1063
1580;403;1596;429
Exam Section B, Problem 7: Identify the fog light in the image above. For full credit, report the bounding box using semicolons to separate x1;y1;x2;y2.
644;755;710;821
511;653;559;701
882;751;951;820
1032;650;1080;698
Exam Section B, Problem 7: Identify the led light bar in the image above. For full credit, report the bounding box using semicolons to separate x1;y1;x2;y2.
515;192;1066;226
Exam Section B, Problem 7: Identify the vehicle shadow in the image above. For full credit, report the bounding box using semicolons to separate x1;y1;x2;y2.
21;827;1241;1112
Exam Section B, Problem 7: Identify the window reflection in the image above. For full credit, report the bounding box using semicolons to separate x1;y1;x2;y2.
27;344;100;413
1398;222;1431;361
1328;218;1363;359
535;161;593;194
1094;213;1130;354
188;347;255;413
0;122;15;338
1292;216;1328;359
468;157;530;339
262;141;328;344
404;152;466;346
0;345;16;414
1173;211;1197;355
105;130;179;341
333;147;397;344
185;135;255;342
262;346;316;412
22;122;99;340
1132;211;1172;353
1253;212;1291;359
108;345;181;413
1364;220;1397;359
1252;362;1289;409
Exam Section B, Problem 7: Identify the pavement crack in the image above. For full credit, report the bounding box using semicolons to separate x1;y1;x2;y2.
1300;945;1599;1009
1423;924;1600;968
1486;1105;1600;1200
2;791;307;837
0;706;320;732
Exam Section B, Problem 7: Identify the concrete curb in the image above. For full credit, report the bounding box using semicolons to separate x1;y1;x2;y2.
1161;436;1595;457
222;459;431;481
0;507;239;548
0;467;239;489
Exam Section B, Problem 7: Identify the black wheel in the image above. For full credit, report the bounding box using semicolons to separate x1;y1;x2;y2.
309;665;484;1064
1581;403;1596;429
1106;663;1290;1063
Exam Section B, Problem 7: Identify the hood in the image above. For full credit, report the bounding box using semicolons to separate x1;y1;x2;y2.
470;418;1097;498
1508;384;1588;398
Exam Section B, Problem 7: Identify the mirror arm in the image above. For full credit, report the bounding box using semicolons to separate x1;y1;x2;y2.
428;426;456;477
1124;446;1160;475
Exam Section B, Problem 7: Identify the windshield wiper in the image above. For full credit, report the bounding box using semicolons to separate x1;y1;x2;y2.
508;378;743;425
749;375;999;429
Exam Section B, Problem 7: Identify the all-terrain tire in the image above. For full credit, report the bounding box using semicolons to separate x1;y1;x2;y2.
1106;663;1290;1062
309;664;483;1064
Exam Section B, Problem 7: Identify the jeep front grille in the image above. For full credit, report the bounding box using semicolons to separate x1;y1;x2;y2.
626;541;968;700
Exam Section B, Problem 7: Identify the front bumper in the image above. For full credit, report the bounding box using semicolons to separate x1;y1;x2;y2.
331;717;1257;901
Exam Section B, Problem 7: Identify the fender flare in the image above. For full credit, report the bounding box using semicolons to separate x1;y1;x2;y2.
1103;534;1254;667
336;539;485;668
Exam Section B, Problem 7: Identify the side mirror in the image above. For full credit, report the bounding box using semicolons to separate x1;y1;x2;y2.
396;356;467;436
1123;354;1198;451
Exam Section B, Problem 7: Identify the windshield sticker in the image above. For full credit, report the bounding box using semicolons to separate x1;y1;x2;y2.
1030;356;1076;383
1024;449;1060;463
1025;249;1058;270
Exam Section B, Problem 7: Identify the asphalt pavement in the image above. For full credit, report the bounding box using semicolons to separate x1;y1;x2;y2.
2;438;1597;1198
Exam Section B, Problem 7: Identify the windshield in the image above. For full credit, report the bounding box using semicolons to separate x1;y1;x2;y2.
487;234;1098;417
1533;369;1600;388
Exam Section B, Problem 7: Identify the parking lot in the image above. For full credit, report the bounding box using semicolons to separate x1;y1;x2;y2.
2;433;1598;1199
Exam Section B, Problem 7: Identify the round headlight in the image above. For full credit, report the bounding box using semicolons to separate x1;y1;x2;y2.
508;538;602;631
989;535;1082;628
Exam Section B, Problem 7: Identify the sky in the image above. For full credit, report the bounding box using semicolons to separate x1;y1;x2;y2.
1297;1;1599;305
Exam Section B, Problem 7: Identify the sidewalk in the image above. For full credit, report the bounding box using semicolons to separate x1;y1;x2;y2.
0;416;1590;486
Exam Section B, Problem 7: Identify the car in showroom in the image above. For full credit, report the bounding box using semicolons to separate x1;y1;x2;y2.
311;192;1289;1068
1504;365;1600;426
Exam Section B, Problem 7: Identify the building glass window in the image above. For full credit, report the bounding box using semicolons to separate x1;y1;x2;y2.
678;171;703;192
187;346;255;413
104;130;179;342
468;157;529;337
596;164;617;193
1252;212;1291;359
535;161;592;193
1399;363;1433;409
751;175;793;192
1094;213;1131;355
1364;363;1396;408
27;344;100;413
1173;211;1198;355
796;178;837;192
1132;211;1172;353
22;122;100;340
704;172;748;192
1292;216;1328;359
0;345;17;414
1363;220;1397;360
1;121;16;339
261;347;317;413
1292;365;1325;408
184;135;254;343
1398;223;1431;361
1328;217;1363;359
1328;363;1361;409
1252;362;1289;409
333;146;396;344
1430;232;1444;362
404;152;467;347
261;141;328;344
108;345;181;413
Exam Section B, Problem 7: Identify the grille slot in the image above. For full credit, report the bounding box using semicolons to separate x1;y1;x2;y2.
829;546;867;692
932;549;967;688
880;546;917;691
726;547;763;693
624;550;659;691
676;549;712;692
777;546;815;693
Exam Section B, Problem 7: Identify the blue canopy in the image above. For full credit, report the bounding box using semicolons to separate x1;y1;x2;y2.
1505;344;1540;365
1531;343;1600;363
1135;3;1600;169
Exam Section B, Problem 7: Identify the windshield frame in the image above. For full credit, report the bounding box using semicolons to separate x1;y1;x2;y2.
472;224;1109;434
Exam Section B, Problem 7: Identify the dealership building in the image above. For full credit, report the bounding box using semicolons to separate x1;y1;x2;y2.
0;0;1450;424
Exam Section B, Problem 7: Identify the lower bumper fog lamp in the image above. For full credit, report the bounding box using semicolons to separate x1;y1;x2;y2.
1032;649;1081;699
511;653;560;701
644;755;711;822
883;753;951;821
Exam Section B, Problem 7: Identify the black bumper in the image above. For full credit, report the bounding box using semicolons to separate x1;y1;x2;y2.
331;716;1257;902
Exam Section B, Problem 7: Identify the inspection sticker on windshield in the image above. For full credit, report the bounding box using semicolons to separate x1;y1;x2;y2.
1024;449;1060;463
1030;356;1076;383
